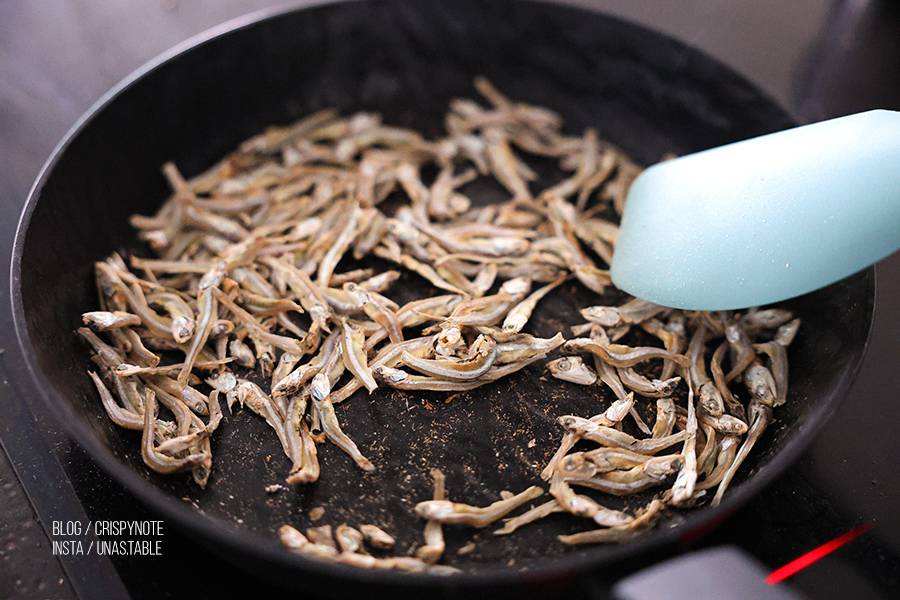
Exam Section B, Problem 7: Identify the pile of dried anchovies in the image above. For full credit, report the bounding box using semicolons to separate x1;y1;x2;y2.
80;78;798;568
510;305;798;545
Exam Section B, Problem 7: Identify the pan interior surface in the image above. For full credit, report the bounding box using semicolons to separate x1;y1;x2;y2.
11;0;873;587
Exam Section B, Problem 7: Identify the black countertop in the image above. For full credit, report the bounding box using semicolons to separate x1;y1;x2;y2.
2;1;899;598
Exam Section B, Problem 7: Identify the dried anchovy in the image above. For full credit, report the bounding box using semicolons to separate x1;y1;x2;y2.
79;77;800;567
539;309;798;544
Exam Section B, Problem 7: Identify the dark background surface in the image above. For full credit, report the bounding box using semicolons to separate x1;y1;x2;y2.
1;1;899;598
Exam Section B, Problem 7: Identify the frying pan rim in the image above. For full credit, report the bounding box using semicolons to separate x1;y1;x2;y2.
8;0;876;589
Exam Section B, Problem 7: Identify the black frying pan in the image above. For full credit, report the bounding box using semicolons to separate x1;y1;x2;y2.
10;0;873;596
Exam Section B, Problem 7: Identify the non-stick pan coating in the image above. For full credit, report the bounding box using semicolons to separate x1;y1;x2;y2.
12;0;873;593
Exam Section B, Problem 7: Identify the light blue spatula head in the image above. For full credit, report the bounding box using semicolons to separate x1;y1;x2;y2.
610;110;900;310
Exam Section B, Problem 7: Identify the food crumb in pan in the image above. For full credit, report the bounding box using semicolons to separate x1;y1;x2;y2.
309;506;325;521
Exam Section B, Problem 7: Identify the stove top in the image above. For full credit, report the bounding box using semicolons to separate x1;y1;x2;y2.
2;1;899;598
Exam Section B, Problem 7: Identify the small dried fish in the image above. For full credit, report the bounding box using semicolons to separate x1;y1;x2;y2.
416;469;447;564
565;338;691;369
359;524;396;550
80;79;802;569
415;486;543;528
547;356;597;385
310;373;375;472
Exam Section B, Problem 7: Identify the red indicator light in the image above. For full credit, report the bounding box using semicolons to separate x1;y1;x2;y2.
766;522;874;585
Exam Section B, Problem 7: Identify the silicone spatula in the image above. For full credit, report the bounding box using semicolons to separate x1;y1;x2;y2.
610;109;900;310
